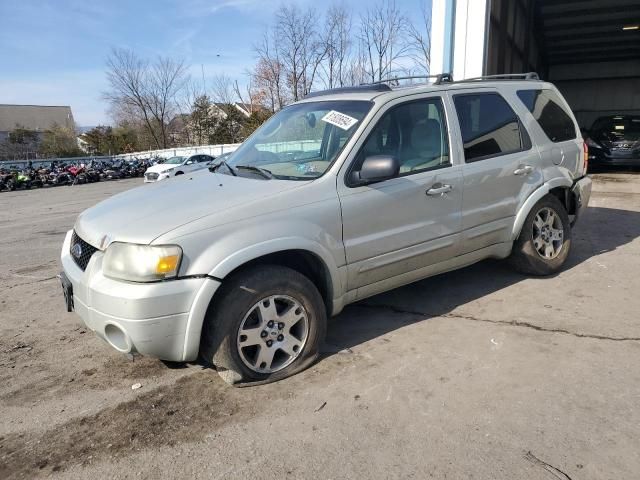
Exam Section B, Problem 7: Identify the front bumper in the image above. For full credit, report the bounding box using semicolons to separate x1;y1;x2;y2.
143;172;172;183
571;176;592;226
60;230;220;362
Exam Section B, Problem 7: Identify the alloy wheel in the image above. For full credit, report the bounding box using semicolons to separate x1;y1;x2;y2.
532;207;564;259
236;295;310;374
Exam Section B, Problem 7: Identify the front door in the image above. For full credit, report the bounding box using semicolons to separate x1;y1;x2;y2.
338;95;463;294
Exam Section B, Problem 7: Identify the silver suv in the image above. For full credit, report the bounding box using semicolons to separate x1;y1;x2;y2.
60;73;592;385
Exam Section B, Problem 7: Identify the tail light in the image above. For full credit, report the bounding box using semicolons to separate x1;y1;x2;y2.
582;140;589;174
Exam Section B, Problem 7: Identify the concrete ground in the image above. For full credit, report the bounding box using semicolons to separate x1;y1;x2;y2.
0;173;639;479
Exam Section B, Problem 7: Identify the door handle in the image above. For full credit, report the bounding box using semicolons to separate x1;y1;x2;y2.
514;165;534;176
426;183;453;196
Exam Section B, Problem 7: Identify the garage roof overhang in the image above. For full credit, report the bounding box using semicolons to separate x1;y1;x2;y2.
540;0;640;65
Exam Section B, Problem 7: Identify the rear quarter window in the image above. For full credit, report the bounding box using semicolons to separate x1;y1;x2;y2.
517;89;577;143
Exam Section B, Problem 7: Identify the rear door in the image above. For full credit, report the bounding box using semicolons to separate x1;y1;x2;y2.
338;95;463;295
449;89;543;254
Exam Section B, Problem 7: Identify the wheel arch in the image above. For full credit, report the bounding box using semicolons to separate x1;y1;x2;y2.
181;245;339;362
512;177;578;240
211;246;338;316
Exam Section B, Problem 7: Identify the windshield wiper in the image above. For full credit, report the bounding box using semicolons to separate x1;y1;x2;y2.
210;160;237;176
235;164;274;179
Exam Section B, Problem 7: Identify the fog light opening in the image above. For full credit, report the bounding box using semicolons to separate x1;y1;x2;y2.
104;323;132;353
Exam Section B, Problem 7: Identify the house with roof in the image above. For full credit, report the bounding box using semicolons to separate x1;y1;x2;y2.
0;104;76;142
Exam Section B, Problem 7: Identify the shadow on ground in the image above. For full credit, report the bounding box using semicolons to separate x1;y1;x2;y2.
323;205;640;354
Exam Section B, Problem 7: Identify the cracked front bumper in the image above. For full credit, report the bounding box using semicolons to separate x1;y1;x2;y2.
60;230;220;362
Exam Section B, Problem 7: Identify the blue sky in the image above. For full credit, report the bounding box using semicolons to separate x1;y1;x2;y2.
0;0;428;126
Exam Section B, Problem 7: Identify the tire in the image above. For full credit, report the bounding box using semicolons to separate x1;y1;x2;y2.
200;265;327;386
509;194;571;276
175;171;184;176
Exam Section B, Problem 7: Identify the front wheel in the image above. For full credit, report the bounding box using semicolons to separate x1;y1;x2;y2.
200;265;327;386
509;194;571;276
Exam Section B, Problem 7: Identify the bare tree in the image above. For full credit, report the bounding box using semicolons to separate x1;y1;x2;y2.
253;30;287;111
343;41;370;87
274;4;327;101
359;0;409;82
406;0;431;75
211;73;236;105
233;76;262;115
320;5;352;88
104;48;188;149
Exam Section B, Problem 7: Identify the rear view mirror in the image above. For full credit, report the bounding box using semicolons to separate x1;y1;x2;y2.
351;155;400;185
306;113;316;128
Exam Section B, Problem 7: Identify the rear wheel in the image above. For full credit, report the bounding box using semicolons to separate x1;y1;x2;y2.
200;265;326;386
509;194;571;276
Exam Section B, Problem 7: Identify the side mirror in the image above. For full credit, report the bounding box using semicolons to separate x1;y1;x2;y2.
352;155;400;185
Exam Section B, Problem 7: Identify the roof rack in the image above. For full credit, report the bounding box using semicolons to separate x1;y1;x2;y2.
304;84;392;99
363;73;453;87
456;72;541;82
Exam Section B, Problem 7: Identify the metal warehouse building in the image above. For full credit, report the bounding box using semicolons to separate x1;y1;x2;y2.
430;0;640;129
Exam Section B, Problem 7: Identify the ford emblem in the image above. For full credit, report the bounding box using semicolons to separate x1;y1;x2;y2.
72;243;83;258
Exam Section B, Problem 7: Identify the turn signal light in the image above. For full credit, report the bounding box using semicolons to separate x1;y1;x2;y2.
156;255;180;275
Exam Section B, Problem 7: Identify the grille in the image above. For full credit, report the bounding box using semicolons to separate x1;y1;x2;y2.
70;231;98;271
145;172;159;181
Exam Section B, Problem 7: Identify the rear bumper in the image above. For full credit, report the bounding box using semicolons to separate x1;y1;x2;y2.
571;176;592;226
60;230;220;361
589;149;640;167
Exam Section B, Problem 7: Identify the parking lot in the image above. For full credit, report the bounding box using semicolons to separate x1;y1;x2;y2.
1;173;639;479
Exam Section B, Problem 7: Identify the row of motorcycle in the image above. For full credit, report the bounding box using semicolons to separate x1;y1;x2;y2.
0;158;155;192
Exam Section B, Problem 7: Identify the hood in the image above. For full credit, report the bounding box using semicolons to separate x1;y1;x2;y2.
145;163;180;174
75;171;304;247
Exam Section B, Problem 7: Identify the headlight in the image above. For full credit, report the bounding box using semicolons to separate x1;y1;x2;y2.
161;167;175;174
103;243;182;282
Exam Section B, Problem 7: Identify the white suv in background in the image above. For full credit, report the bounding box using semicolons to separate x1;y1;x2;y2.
143;154;215;182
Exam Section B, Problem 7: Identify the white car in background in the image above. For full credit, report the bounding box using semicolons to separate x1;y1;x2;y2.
144;154;216;183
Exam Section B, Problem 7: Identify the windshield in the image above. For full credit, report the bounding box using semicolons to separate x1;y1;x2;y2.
165;156;185;165
591;116;640;143
225;100;372;180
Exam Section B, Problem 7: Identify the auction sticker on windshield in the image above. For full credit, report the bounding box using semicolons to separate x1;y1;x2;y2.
322;110;359;130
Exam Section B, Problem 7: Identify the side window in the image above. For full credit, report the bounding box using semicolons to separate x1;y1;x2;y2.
453;92;526;162
517;89;577;142
352;97;450;177
197;155;210;163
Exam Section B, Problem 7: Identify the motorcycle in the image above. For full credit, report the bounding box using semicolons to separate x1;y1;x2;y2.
0;169;14;191
49;165;72;186
26;168;44;188
67;165;88;185
4;170;32;190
